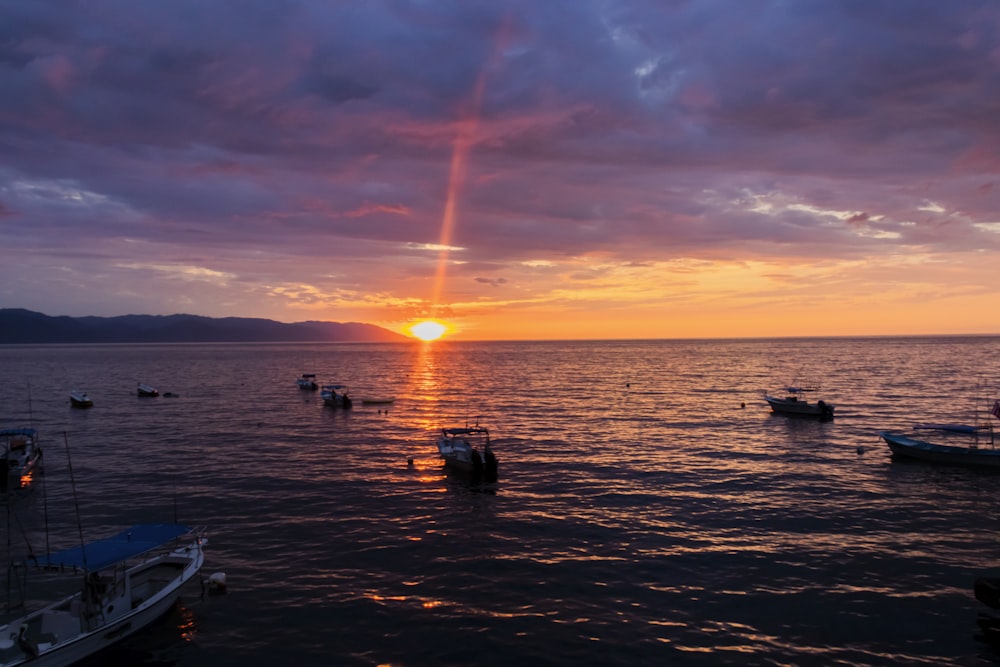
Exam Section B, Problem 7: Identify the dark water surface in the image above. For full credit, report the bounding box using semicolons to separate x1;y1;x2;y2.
3;337;1000;666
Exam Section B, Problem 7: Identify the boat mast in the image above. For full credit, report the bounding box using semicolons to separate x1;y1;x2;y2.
63;431;89;572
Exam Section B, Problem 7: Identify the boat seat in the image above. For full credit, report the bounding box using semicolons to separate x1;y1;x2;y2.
40;610;80;642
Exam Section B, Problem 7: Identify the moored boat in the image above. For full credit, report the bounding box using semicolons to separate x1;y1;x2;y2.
436;424;498;482
137;383;159;397
320;384;352;408
0;428;42;492
880;428;998;467
296;373;319;391
881;399;1000;467
361;397;395;405
69;390;93;408
763;386;834;419
0;523;206;666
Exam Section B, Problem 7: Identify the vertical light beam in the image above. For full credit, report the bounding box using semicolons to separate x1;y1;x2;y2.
430;71;487;308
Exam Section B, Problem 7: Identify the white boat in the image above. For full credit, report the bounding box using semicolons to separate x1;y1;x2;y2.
763;386;834;418
0;428;42;492
68;391;93;408
137;383;159;397
0;523;206;666
436;424;498;481
296;374;319;391
320;384;352;408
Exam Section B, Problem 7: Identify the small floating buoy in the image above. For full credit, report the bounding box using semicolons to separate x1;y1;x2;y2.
740;402;745;409
856;446;865;455
407;457;414;467
207;572;227;593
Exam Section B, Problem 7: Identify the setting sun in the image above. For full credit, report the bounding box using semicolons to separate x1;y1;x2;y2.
410;320;447;341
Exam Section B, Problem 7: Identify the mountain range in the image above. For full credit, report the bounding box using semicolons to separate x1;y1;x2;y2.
0;309;410;344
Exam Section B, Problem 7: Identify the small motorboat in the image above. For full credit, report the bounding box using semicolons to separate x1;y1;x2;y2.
436;423;498;482
137;383;159;397
763;386;834;419
69;390;94;408
0;427;42;492
320;384;352;408
296;373;319;390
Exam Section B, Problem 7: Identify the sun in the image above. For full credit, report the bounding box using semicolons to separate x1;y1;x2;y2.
410;320;448;341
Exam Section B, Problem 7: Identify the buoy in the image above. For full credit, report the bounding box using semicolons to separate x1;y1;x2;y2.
407;457;414;466
207;572;227;593
740;402;745;409
856;446;865;455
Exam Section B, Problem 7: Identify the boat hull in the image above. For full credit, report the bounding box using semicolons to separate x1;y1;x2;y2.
880;431;1000;467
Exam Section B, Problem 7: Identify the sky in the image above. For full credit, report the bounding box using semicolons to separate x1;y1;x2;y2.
1;0;999;341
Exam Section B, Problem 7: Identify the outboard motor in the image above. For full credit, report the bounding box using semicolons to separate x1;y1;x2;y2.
484;447;498;483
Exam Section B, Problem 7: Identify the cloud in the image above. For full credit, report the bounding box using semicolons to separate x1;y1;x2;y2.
475;276;508;287
1;0;999;335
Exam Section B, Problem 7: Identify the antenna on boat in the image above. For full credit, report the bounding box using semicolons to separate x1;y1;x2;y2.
63;432;88;571
26;380;34;428
42;448;51;557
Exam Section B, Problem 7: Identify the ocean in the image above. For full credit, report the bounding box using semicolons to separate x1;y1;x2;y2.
2;336;1000;666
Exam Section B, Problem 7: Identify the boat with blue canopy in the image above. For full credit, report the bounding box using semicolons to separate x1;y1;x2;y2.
36;523;194;572
0;523;206;666
881;399;1000;467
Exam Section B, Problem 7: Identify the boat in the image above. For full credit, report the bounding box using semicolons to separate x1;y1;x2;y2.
361;397;395;405
0;428;42;492
320;384;352;408
296;374;319;391
68;391;93;408
0;523;206;666
879;429;999;467
137;383;159;397
881;399;1000;467
762;386;834;418
436;424;498;482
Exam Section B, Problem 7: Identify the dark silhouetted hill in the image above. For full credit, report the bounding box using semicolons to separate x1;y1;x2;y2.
0;309;410;344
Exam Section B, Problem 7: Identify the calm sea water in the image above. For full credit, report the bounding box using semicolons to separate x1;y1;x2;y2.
2;337;1000;666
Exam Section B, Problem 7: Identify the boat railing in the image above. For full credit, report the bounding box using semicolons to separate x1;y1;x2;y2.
971;424;996;450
